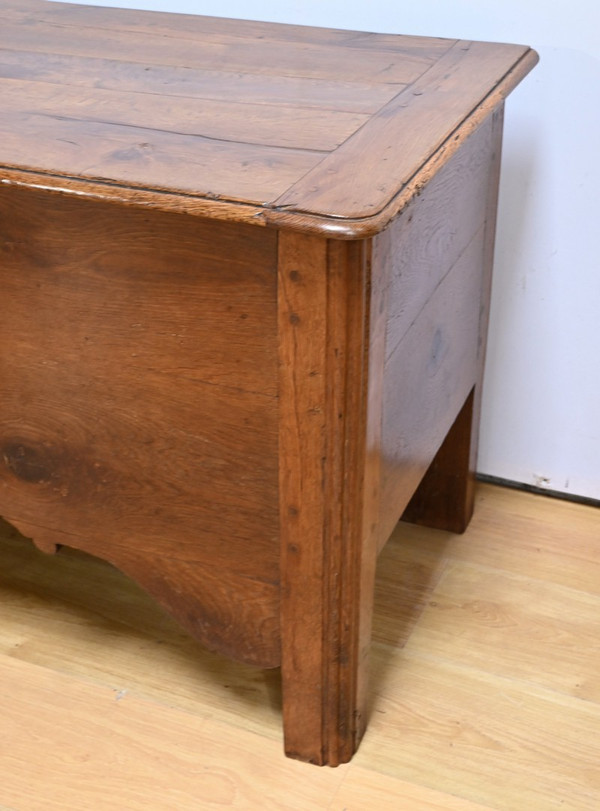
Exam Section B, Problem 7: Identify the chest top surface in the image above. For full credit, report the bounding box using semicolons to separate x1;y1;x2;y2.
0;0;537;235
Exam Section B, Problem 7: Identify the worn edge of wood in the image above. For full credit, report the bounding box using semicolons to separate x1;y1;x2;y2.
265;47;538;236
0;169;269;226
399;106;505;537
278;234;381;764
0;510;282;668
0;48;537;237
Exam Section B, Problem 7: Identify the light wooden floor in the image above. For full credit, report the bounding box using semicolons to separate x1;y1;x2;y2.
0;483;598;810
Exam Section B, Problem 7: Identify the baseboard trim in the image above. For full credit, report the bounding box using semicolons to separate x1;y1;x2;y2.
476;474;600;509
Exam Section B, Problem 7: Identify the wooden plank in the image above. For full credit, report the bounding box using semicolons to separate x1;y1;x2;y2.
442;485;600;596
409;559;600;701
263;51;537;237
332;767;496;810
0;2;453;57
362;645;600;811
381;115;496;362
0;186;280;666
0;521;286;741
402;106;505;533
0;109;325;203
273;41;535;220
0;184;277;394
371;514;451;650
377;230;486;548
0;77;369;152
0;16;444;85
0;656;348;810
278;233;379;765
0;167;270;228
401;388;477;533
0;49;402;114
2;483;599;806
0;5;537;233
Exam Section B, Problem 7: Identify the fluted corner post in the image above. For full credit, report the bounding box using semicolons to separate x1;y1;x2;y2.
277;231;385;765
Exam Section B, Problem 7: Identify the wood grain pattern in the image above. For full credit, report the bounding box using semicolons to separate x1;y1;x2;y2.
272;41;534;219
0;77;369;151
2;484;599;808
401;387;477;533
0;108;325;204
0;521;286;741
0;655;349;810
408;559;600;700
0;25;430;86
0;1;451;56
331;767;496;811
0;185;280;666
0;169;269;228
373;109;504;545
364;644;600;810
451;486;600;595
402;107;505;533
0;49;401;114
0;0;538;233
0;3;447;85
0;0;540;767
278;233;380;765
376;230;486;548
381;115;497;361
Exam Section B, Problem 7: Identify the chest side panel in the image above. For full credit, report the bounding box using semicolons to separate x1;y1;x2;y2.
373;113;501;548
0;186;280;666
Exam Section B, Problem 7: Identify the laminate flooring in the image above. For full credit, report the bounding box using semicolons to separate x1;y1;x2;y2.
0;483;598;809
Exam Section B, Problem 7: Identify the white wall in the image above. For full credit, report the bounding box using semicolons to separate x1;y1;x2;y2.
49;1;600;500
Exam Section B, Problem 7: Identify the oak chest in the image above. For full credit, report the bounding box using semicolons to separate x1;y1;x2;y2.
0;0;537;764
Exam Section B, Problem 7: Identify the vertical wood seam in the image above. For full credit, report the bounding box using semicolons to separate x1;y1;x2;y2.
278;231;375;765
322;239;370;763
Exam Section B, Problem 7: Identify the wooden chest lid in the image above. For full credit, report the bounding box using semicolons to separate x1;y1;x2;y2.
0;0;538;236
